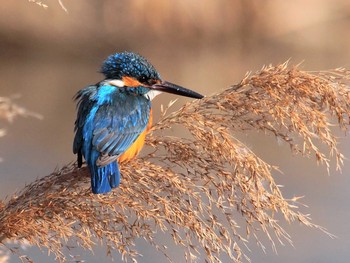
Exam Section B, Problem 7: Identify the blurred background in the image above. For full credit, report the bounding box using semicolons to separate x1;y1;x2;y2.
1;0;350;262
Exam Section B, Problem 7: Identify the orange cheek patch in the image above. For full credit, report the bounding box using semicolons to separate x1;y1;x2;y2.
122;76;143;87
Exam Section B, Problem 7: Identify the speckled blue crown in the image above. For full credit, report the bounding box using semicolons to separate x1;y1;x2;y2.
101;52;161;81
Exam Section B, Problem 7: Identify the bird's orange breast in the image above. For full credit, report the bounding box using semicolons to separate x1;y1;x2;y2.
118;109;153;163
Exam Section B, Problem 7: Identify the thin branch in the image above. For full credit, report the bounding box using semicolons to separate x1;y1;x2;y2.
58;0;68;13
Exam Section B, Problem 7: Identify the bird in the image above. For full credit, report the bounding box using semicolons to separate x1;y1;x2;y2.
73;51;204;194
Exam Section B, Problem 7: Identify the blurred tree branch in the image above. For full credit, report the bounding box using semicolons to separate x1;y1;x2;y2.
1;63;350;262
0;95;42;163
28;0;48;9
0;96;42;122
28;0;67;12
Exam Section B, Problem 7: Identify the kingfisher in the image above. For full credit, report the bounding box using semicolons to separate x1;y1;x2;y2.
73;52;203;194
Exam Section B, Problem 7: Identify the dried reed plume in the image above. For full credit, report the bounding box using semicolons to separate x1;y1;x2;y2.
0;96;42;123
28;0;48;9
1;63;350;262
0;95;42;162
28;0;67;11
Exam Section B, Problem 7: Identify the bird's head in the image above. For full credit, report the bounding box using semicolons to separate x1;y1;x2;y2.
101;52;204;100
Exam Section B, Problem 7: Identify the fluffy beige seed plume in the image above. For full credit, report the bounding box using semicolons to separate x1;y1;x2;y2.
1;63;350;262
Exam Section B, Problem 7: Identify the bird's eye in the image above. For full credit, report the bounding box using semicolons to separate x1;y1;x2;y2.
138;75;158;86
138;75;148;83
147;79;158;85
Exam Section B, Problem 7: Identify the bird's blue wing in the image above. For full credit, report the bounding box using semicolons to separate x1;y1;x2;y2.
73;84;151;193
92;90;151;166
73;85;97;166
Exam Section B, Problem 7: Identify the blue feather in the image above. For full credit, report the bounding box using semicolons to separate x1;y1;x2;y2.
88;150;120;194
73;82;151;194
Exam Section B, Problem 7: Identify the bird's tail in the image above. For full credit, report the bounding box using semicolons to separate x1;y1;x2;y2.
88;152;120;194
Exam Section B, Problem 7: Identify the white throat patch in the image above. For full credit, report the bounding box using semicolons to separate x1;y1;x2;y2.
108;79;125;87
144;90;162;101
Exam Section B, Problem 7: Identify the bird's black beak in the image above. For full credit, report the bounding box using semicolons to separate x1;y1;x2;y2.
152;81;204;99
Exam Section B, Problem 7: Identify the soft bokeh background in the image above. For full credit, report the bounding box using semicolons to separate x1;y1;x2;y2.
1;0;350;262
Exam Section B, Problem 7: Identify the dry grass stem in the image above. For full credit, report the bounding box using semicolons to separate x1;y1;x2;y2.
28;0;48;9
0;96;42;123
0;96;42;163
27;0;67;11
1;63;350;262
